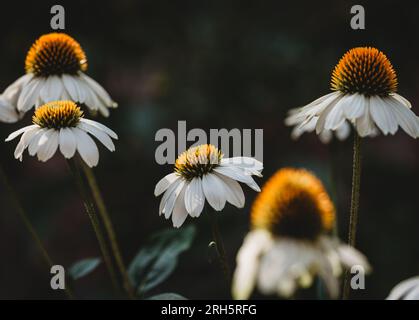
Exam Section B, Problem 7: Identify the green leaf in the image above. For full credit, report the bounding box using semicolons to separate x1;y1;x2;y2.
68;257;101;280
128;225;196;294
147;293;187;300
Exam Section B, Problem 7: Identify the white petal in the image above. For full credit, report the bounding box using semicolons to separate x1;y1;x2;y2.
388;97;419;138
17;78;44;112
387;277;419;300
36;130;59;162
232;230;272;300
201;173;227;211
77;122;115;151
72;127;100;167
13;127;40;160
79;73;116;107
355;97;377;137
39;75;63;102
369;96;398;135
159;178;182;216
392;93;412;109
0;98;19;123
154;172;180;197
315;94;344;134
342;93;366;120
59;128;77;159
335;121;351;141
324;97;346;131
162;179;185;219
61;74;86;103
214;166;261;192
215;173;245;208
2;74;33;105
5;125;38;142
28;128;47;156
79;118;118;139
172;185;189;228
184;177;205;217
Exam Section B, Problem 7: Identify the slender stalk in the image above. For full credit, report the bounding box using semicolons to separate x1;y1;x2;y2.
0;164;73;299
67;159;120;295
343;132;362;299
209;210;231;284
79;160;135;299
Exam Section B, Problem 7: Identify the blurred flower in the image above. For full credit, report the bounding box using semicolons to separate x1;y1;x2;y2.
5;101;117;167
0;33;117;119
232;168;370;299
154;144;263;228
285;47;419;140
387;276;419;300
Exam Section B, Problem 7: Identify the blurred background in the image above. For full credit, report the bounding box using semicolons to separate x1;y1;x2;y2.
0;0;418;299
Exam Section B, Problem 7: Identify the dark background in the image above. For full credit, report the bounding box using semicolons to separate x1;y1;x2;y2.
0;0;418;299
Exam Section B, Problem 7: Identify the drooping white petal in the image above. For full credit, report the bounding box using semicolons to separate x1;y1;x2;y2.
72;127;100;167
355;98;377;137
387;277;419;300
0;98;19;123
79;118;118;139
184;177;205;217
391;93;412;109
315;94;344;134
172;185;189;228
77;121;115;151
369;96;398;135
214;165;261;192
335;121;351;141
28;128;47;156
201;173;227;211
2;74;33;105
39;75;63;102
59;127;77;159
232;230;272;300
342;93;366;120
17;78;44;112
79;72;117;107
215;173;245;208
162;179;185;219
388;96;419;138
5;125;38;142
324;97;346;131
61;74;86;102
36;130;59;162
318;129;333;143
159;178;182;216
154;172;180;197
13;126;40;160
336;244;372;273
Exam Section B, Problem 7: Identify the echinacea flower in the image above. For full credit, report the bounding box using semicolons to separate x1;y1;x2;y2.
5;100;117;167
0;33;117;120
232;168;370;299
285;47;419;139
154;144;263;228
387;276;419;300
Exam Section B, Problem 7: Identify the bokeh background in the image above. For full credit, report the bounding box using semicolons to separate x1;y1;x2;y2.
0;0;418;299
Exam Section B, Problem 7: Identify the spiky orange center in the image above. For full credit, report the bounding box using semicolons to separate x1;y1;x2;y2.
33;101;83;129
175;144;223;180
331;47;397;96
25;33;87;77
251;168;335;240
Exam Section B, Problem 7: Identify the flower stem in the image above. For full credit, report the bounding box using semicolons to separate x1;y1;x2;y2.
343;132;362;299
79;161;135;299
209;211;231;285
0;164;74;299
67;159;120;296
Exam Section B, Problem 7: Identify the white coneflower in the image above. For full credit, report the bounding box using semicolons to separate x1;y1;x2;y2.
387;276;419;300
154;144;263;228
285;47;419;139
5;100;117;167
232;168;371;300
0;33;117;119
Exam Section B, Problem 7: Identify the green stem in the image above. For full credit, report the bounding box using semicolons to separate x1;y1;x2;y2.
343;132;362;299
67;159;120;296
79;161;135;299
0;164;73;299
209;210;231;285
